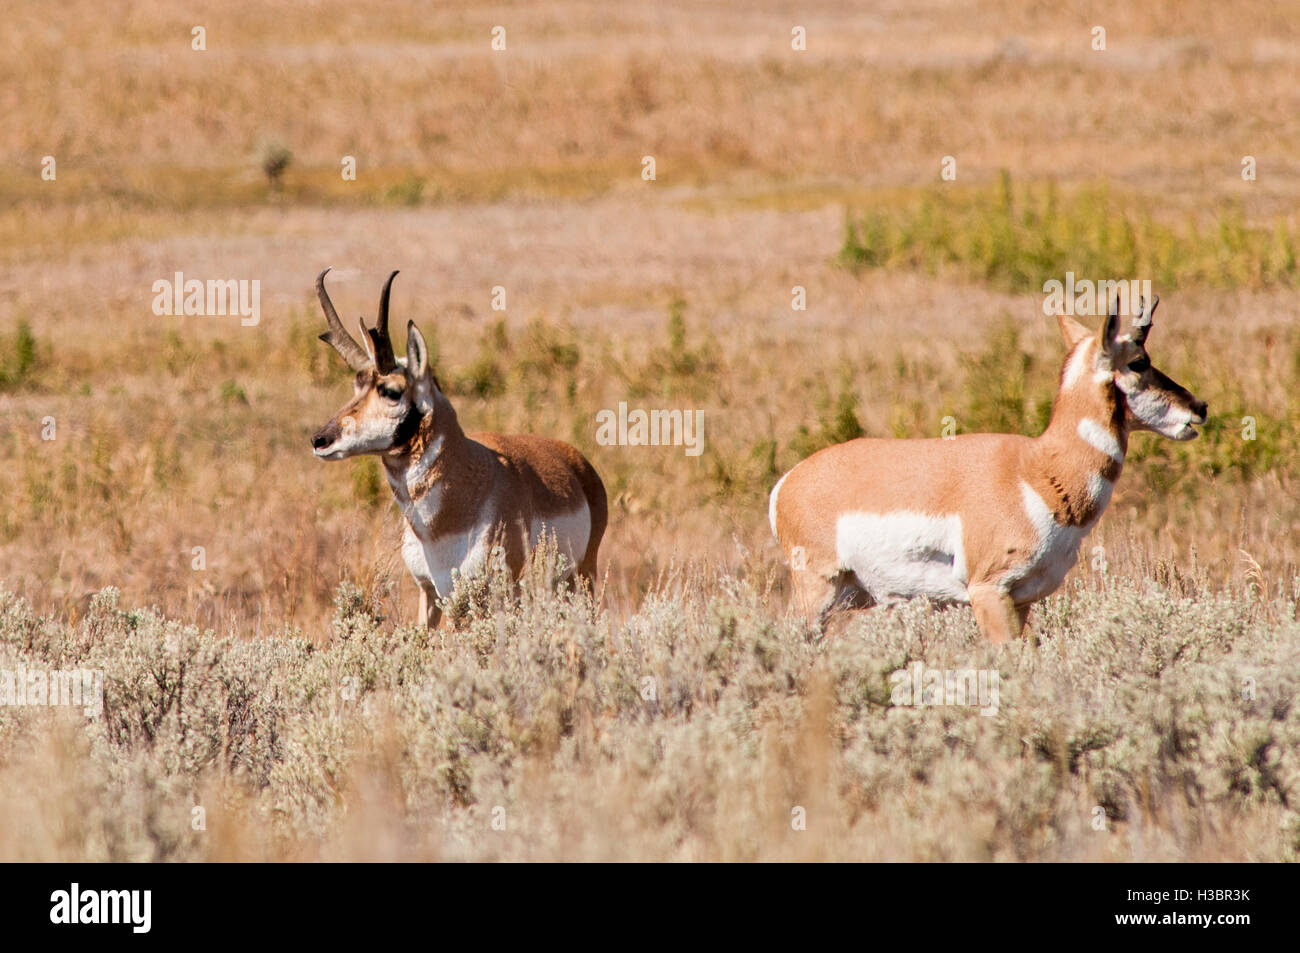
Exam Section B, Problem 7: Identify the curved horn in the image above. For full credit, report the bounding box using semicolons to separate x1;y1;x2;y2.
316;268;371;370
367;270;399;372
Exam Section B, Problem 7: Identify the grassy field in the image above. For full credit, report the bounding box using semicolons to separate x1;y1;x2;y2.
1;0;1298;860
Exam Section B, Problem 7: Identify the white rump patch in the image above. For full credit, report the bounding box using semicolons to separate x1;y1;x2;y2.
834;511;969;605
1076;417;1124;463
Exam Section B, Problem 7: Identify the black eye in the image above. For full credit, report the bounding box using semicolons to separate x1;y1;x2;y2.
1127;357;1150;373
378;385;403;401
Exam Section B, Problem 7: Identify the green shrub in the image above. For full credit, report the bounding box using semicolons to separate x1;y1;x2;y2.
839;173;1300;292
0;322;37;391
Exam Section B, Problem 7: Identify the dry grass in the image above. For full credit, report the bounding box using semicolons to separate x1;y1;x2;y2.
4;273;1297;632
1;0;1298;860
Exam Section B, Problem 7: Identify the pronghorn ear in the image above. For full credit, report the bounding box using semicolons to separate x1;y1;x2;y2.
1056;314;1091;348
1097;297;1129;367
405;321;429;379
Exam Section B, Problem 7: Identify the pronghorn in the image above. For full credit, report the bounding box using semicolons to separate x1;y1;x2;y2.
309;268;607;628
769;295;1208;643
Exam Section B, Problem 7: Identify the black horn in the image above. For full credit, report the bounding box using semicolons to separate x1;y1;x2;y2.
367;270;400;373
316;267;371;371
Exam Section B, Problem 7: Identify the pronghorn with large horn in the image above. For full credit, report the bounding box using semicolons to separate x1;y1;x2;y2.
769;295;1208;643
309;268;608;628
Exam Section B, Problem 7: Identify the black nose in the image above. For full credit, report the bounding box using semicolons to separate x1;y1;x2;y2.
1191;399;1208;421
311;431;332;450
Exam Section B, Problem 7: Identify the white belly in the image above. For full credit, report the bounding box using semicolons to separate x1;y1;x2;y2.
835;511;970;605
400;501;591;599
401;527;436;590
401;521;492;599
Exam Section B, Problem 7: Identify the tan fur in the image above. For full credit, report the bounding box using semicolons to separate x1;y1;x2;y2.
771;298;1207;643
384;390;606;584
311;270;607;628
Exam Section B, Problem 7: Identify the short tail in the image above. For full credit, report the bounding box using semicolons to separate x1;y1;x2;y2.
768;470;791;539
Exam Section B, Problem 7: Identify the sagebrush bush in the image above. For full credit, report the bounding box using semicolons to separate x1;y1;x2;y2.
0;566;1296;861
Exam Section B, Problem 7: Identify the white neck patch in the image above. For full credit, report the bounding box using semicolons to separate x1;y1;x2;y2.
1077;417;1123;463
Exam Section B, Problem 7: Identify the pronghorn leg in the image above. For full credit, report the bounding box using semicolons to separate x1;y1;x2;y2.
792;567;871;634
790;567;837;628
968;585;1025;645
821;573;874;637
573;559;599;604
1016;603;1037;646
418;586;442;629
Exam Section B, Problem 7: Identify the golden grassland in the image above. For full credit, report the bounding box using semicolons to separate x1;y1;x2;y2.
1;0;1298;860
4;247;1297;632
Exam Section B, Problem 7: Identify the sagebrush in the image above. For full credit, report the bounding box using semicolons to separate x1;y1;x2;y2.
1;564;1296;861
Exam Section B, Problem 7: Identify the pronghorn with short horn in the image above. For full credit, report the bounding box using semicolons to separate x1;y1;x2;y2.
309;268;608;628
769;295;1208;643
